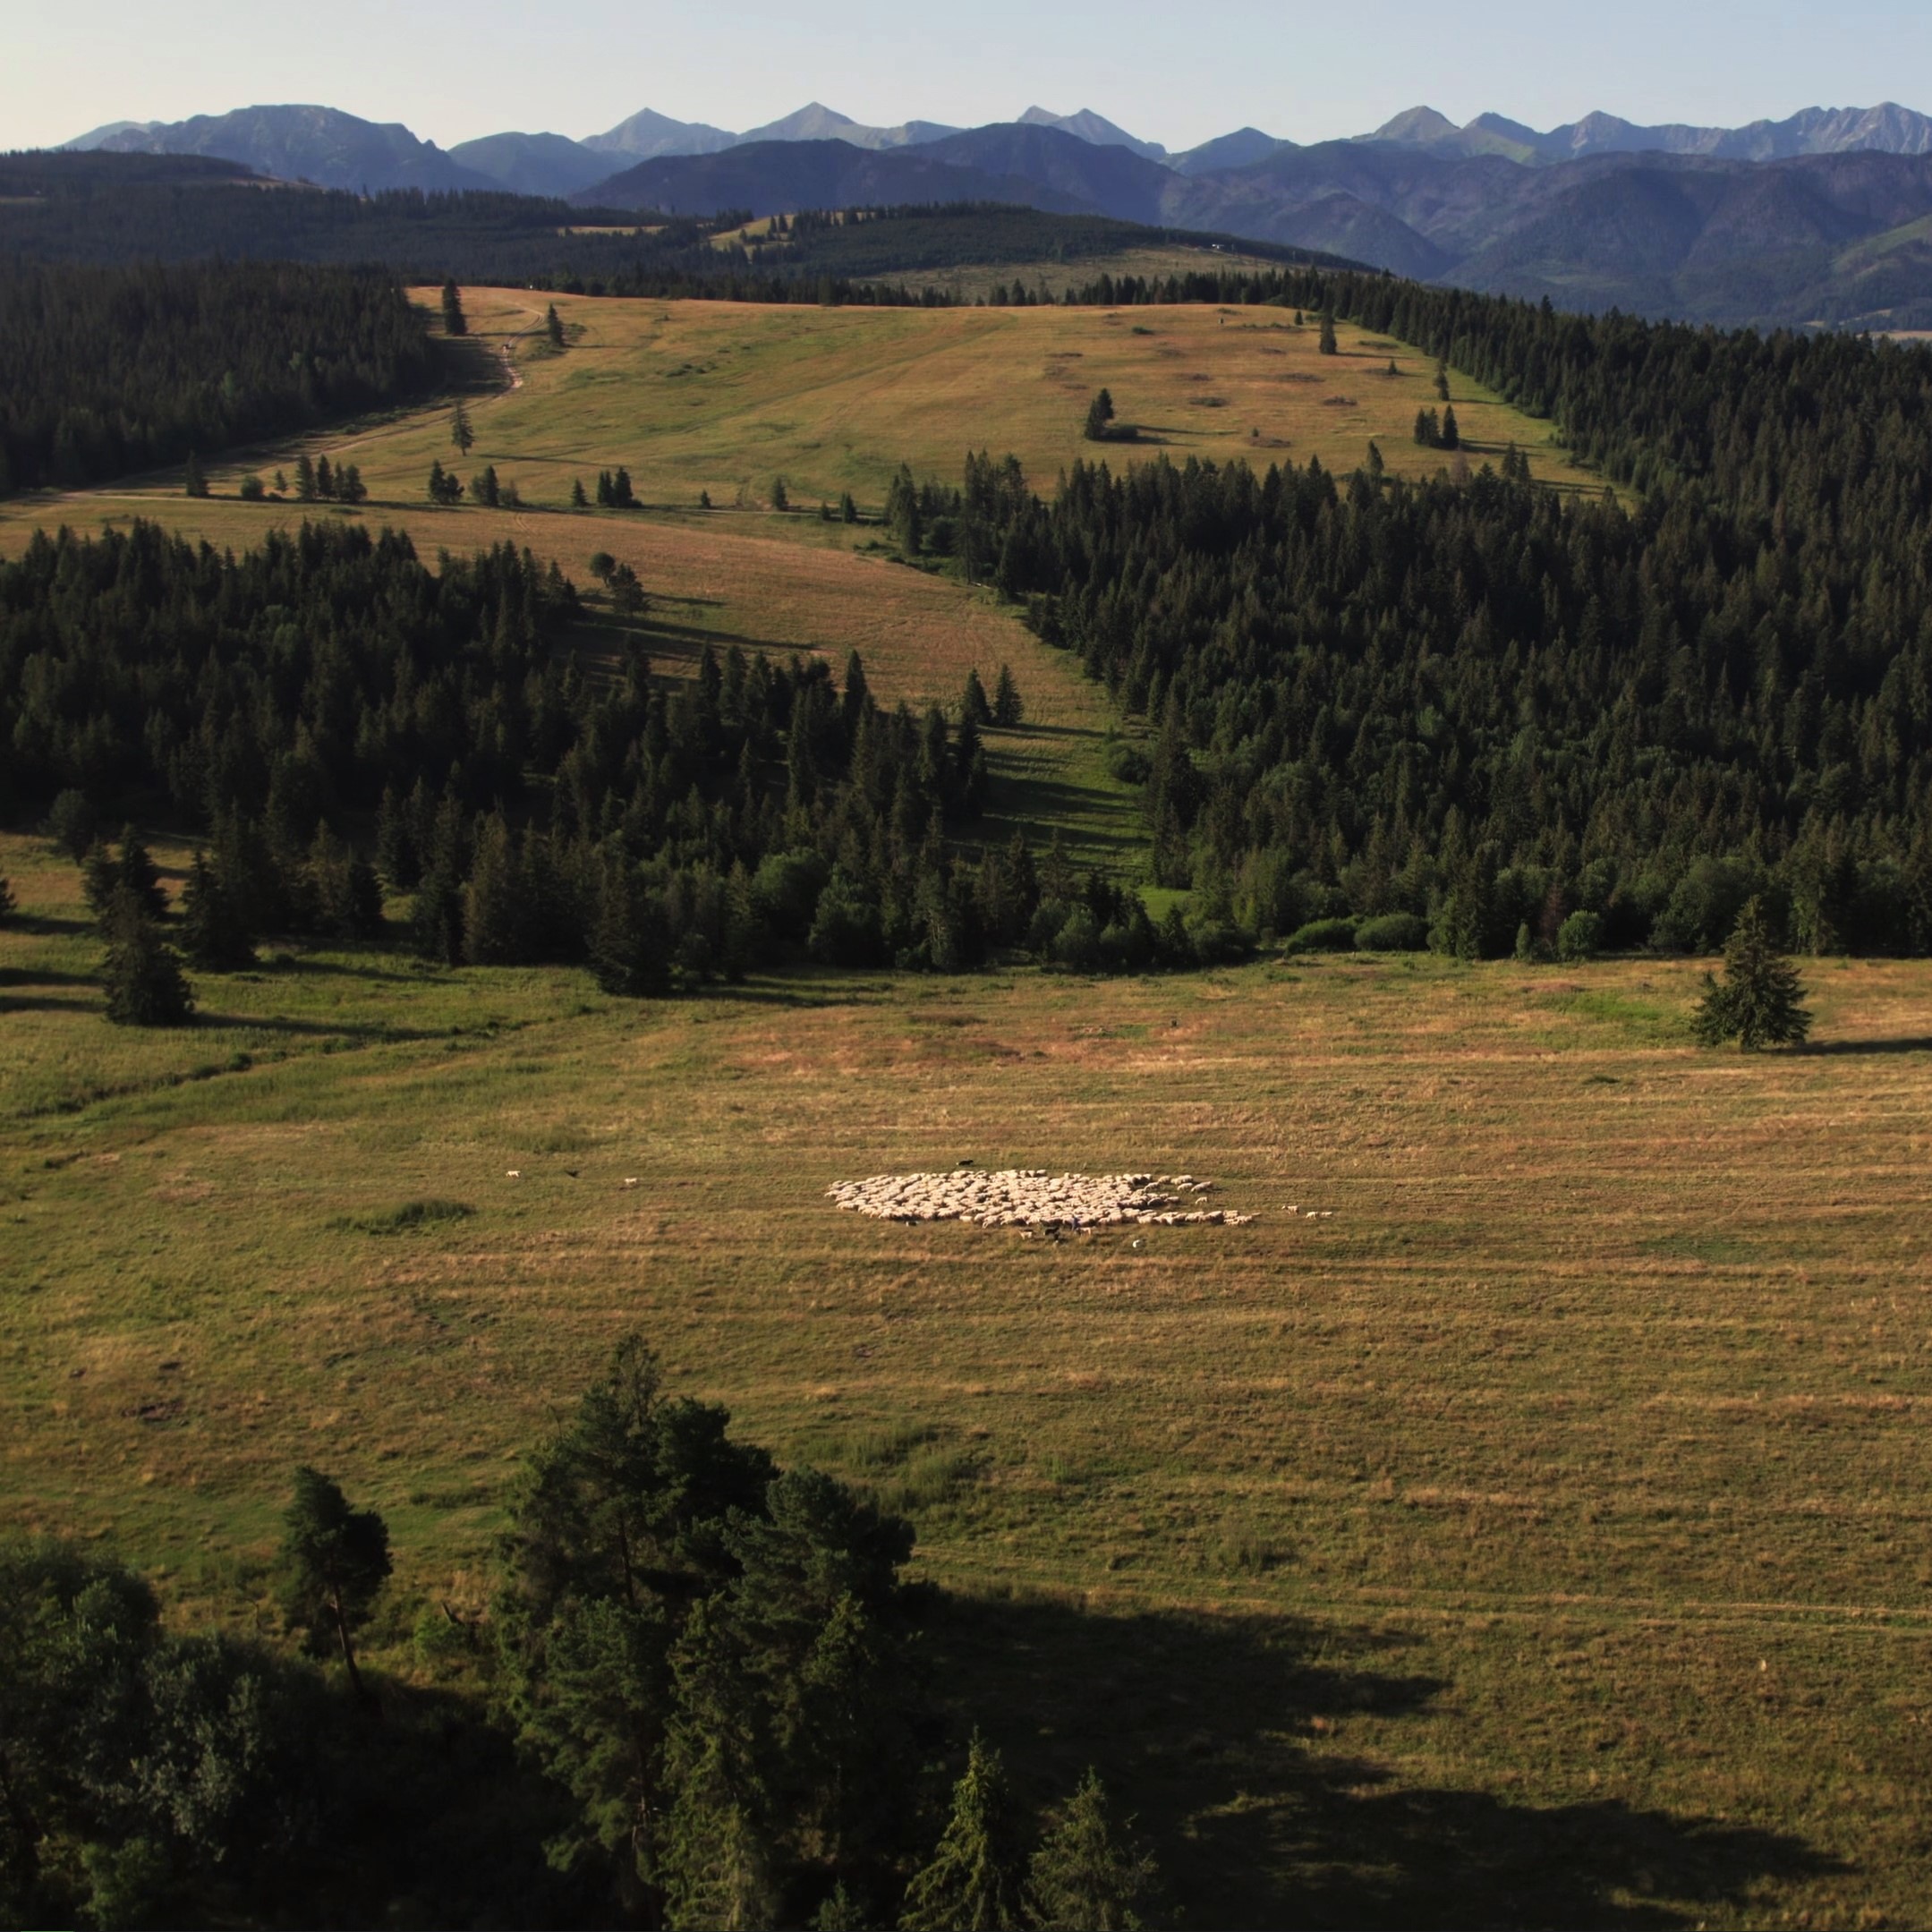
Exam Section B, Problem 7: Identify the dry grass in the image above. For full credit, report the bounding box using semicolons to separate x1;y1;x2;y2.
4;821;1930;1923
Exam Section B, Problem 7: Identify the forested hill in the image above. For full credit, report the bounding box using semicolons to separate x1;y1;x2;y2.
913;268;1932;958
0;261;432;494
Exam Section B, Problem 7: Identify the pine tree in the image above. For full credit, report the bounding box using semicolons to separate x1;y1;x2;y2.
277;1468;390;1706
1083;389;1116;441
179;850;255;970
840;490;858;524
376;784;419;889
960;668;992;727
440;279;467;336
463;815;524;965
313;455;335;501
1318;306;1339;355
592;861;670;996
337;462;367;505
1025;1769;1161;1932
183;449;208;498
101;888;195;1026
1440;404;1460;451
451;398;474;456
1414;408;1439;448
546;302;566;348
571;476;589;509
1692;896;1812;1050
113;826;168;918
898;1732;1024;1932
992;663;1023;727
294;453;317;502
612;465;635;507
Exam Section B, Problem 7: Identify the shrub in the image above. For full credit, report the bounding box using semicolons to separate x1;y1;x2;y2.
1555;910;1603;961
1105;742;1151;784
1284;916;1357;955
1354;912;1429;952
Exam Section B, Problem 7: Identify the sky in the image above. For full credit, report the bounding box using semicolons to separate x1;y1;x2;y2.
7;0;1932;153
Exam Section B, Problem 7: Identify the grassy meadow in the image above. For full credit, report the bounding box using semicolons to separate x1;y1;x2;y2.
4;818;1932;1925
3;284;1926;1923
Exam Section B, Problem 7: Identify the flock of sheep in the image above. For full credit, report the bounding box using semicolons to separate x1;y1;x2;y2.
827;1168;1255;1230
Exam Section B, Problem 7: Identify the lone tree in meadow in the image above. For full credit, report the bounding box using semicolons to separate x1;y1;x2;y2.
440;278;466;336
1692;896;1813;1050
992;661;1024;727
101;887;195;1026
1318;306;1339;355
1084;388;1116;441
451;398;474;456
545;302;565;348
279;1467;391;1705
183;449;208;498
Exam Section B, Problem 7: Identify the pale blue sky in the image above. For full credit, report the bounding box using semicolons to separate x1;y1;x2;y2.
6;0;1930;154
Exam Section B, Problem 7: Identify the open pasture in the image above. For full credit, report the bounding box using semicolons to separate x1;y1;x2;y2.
4;823;1930;1925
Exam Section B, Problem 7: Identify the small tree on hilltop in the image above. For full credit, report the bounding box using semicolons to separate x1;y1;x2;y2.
1692;896;1812;1051
1084;388;1116;441
1026;1767;1162;1932
279;1467;391;1706
101;887;195;1027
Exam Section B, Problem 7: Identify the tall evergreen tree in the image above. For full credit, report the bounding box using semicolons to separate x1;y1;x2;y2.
960;668;992;727
1318;306;1339;354
183;450;208;498
992;663;1023;728
898;1733;1025;1932
451;397;474;455
1692;897;1813;1050
100;887;194;1026
546;302;566;348
440;278;467;336
1083;389;1116;441
178;850;255;970
1026;1770;1161;1932
277;1468;390;1706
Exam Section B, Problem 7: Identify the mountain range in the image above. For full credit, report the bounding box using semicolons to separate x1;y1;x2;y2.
57;98;1932;325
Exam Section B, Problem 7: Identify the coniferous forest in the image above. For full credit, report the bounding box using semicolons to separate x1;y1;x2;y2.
0;260;432;495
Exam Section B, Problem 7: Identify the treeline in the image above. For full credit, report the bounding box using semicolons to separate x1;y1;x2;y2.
1;519;1187;992
0;157;1337;302
0;260;432;495
0;1336;1162;1929
905;444;1932;957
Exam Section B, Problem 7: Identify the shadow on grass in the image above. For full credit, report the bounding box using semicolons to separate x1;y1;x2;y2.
3;910;96;939
928;1593;1841;1930
1798;1035;1932;1057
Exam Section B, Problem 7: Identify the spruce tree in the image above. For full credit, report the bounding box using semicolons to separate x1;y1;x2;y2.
294;453;317;502
960;668;992;726
1692;896;1812;1050
277;1468;390;1706
571;476;589;508
898;1732;1024;1932
546;302;566;348
992;663;1023;727
183;449;208;498
440;278;467;336
1083;389;1116;441
313;455;335;501
1025;1769;1161;1932
451;398;474;456
179;850;255;970
101;888;195;1026
114;827;168;918
1318;306;1339;355
463;813;523;965
1441;404;1460;451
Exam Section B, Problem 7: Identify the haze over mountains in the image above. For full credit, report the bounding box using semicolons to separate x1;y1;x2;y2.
57;96;1932;326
